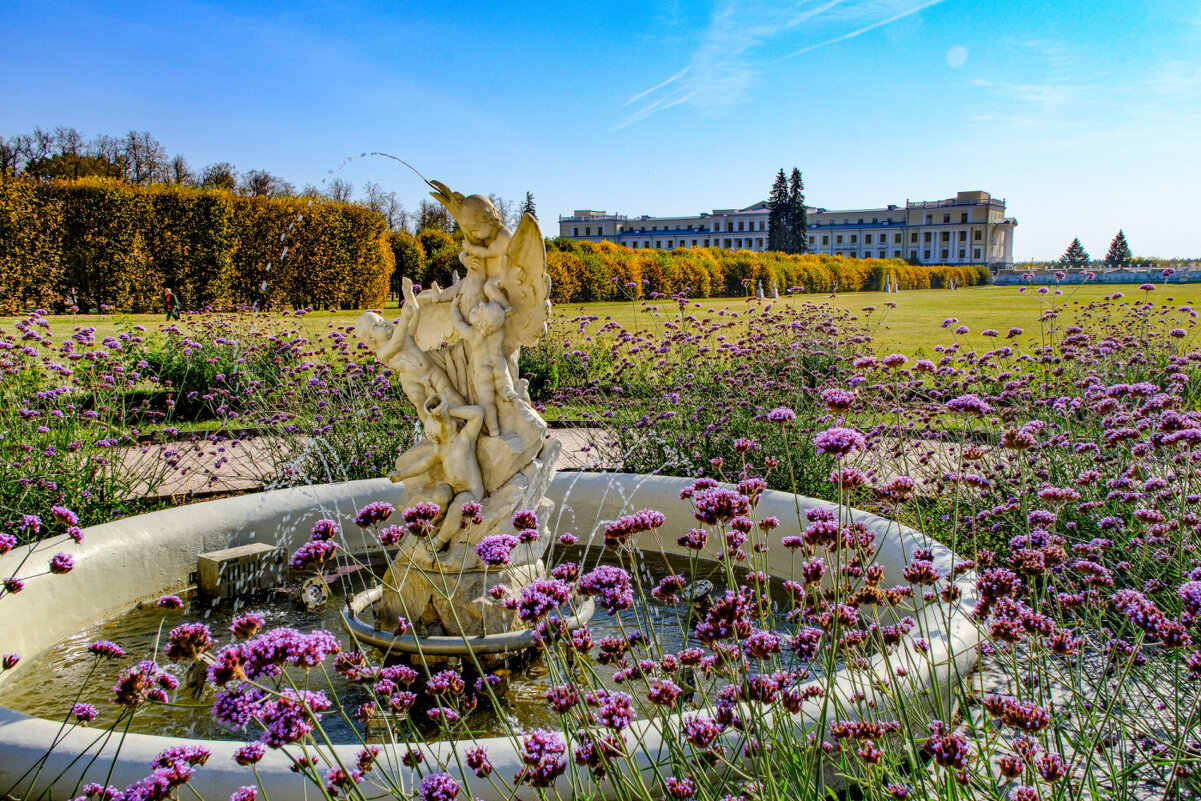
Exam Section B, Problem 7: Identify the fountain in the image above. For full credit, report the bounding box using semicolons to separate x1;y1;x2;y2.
0;180;982;801
347;183;583;657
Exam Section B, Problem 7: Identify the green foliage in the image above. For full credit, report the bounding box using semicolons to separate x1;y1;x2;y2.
25;153;123;181
388;231;426;297
415;227;458;288
767;169;789;252
787;168;808;254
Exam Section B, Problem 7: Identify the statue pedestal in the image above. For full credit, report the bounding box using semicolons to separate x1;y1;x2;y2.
375;438;561;638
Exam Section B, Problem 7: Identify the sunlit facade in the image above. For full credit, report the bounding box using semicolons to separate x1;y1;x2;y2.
559;191;1016;268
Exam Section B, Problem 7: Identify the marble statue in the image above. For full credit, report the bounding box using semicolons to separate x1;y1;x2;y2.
356;183;559;638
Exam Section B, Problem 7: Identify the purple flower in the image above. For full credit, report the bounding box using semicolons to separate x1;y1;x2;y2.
813;427;866;458
4;577;24;594
419;772;461;801
49;553;75;574
88;641;126;659
603;509;665;548
21;515;41;534
577;565;633;614
156;595;184;609
0;533;16;556
354;501;395;528
466;744;493;777
309;518;339;541
166;623;213;661
230;613;264;640
766;406;796;423
517;728;567;788
71;703;98;724
229;787;257;801
946;393;991;417
475;534;519;566
289;539;337;570
512;509;539;530
233;742;266;765
1;654;18;670
50;506;79;526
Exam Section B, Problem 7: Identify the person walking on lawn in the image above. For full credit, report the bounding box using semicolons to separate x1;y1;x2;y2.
164;286;181;321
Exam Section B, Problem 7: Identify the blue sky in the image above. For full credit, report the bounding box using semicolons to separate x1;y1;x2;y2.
4;0;1199;260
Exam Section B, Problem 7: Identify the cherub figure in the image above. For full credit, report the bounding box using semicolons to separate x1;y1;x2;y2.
355;289;463;416
451;299;517;437
389;394;485;567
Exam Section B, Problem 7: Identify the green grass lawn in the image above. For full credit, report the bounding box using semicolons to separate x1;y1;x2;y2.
6;282;1200;357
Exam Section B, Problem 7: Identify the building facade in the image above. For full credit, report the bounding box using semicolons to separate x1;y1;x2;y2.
559;190;1017;269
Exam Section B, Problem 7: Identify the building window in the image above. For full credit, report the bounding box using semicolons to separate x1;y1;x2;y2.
809;236;815;245
704;239;710;247
858;218;864;224
958;231;967;242
725;239;732;248
910;233;918;243
879;251;885;258
941;232;950;242
974;230;982;241
924;232;932;243
872;217;878;223
667;241;674;248
691;240;697;247
910;250;918;260
644;241;650;248
585;227;591;236
836;235;843;244
959;249;966;259
850;235;858;243
757;238;763;248
893;250;901;257
924;250;931;259
973;248;981;259
894;234;901;243
822;235;829;245
865;234;873;244
943;214;950;223
925;214;932;224
759;220;765;231
573;227;579;236
941;249;949;259
656;241;662;248
960;213;968;223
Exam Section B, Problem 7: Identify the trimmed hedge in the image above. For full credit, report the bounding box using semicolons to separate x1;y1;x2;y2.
544;239;989;303
0;177;393;313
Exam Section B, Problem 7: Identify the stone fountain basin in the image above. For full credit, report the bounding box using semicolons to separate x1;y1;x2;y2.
0;473;980;799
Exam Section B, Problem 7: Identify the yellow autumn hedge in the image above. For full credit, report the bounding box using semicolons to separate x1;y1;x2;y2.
545;239;988;303
0;177;393;313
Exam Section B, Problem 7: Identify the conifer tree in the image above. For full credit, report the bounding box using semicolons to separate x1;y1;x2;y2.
1104;230;1132;268
767;169;789;252
787;167;808;253
1058;238;1090;268
520;191;536;220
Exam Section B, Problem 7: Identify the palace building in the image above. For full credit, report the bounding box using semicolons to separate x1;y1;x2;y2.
559;190;1016;269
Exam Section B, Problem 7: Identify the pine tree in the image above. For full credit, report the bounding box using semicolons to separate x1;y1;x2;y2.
767;169;789;252
1059;238;1090;268
1104;230;1132;268
787;167;808;253
520;191;536;221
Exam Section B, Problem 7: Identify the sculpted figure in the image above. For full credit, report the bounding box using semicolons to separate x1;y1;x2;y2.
451;299;517;436
356;180;558;639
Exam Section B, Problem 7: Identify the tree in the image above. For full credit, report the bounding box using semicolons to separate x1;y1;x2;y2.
766;169;789;252
1059;238;1090;268
1104;230;1132;268
168;154;195;185
240;169;293;198
325;178;354;203
520;191;536;220
25;152;122;180
389;231;426;297
787;167;808;253
361;182;407;231
201;162;238;191
488;193;518;230
416;199;455;234
121;130;167;184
